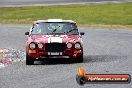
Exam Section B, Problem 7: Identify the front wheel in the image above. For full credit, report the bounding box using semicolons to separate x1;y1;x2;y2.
26;54;34;65
76;54;83;63
71;54;83;63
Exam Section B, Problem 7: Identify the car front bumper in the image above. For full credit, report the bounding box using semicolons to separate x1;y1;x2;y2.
27;49;82;59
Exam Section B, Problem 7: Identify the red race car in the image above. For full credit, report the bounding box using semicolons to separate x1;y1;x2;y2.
25;19;85;65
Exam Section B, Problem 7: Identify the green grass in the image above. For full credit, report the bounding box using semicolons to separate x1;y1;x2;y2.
0;2;132;28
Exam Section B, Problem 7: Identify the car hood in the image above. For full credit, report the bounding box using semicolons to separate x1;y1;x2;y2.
30;34;81;43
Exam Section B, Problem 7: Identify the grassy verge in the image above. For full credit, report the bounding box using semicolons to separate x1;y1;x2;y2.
0;2;132;29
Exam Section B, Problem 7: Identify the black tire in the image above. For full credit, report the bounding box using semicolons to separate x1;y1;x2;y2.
26;54;34;65
76;54;83;63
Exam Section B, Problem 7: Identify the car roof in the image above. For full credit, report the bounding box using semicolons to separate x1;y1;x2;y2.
34;19;76;24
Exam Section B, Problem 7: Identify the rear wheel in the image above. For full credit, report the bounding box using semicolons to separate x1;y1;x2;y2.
26;54;34;65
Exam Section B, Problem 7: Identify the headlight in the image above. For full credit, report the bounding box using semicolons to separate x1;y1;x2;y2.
29;43;36;49
38;43;43;48
67;43;72;48
75;43;81;49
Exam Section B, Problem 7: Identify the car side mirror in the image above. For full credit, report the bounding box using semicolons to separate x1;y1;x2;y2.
25;32;29;35
80;32;85;35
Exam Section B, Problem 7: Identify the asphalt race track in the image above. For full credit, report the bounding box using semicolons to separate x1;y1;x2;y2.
0;24;132;88
0;0;130;7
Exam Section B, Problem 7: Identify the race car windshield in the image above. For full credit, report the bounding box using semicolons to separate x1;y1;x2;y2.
31;22;79;34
